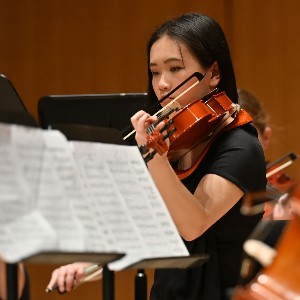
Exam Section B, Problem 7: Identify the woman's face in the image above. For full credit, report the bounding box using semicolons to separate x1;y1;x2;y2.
149;35;219;107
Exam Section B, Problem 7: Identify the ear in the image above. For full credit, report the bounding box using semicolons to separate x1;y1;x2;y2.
261;126;272;150
209;61;220;89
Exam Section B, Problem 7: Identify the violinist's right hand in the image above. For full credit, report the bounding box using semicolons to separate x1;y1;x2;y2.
46;262;93;293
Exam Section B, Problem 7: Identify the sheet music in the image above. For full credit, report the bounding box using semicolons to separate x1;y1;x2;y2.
71;142;189;270
0;210;57;262
36;130;107;252
0;125;110;262
0;124;34;221
0;123;189;268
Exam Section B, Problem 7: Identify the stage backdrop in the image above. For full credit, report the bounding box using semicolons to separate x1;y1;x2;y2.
1;1;299;299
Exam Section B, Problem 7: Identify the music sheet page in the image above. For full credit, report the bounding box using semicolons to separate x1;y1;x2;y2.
0;123;188;269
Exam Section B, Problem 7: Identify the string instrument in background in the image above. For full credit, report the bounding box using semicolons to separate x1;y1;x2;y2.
264;153;298;219
266;152;298;193
241;152;298;218
232;177;300;300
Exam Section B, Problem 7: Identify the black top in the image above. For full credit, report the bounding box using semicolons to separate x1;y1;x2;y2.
150;124;266;300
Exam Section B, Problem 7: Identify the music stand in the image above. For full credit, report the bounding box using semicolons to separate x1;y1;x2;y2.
37;93;148;144
0;112;38;300
43;123;128;300
128;254;209;300
23;252;124;300
49;123;126;145
40;123;209;300
0;74;28;114
0;74;38;300
20;91;210;299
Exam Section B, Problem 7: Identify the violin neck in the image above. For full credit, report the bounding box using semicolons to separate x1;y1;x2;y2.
147;102;181;134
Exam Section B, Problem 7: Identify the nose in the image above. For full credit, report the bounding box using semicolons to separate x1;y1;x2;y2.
158;74;171;93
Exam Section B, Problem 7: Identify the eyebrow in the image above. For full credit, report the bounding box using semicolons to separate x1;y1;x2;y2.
149;57;183;67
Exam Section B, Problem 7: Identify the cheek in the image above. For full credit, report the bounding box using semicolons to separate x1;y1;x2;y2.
199;76;213;93
152;79;160;97
185;80;210;102
174;80;207;107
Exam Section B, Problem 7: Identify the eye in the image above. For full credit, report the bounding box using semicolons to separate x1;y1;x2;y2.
170;66;184;72
151;70;160;77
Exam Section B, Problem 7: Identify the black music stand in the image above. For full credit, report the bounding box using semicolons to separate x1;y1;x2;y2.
49;123;126;145
0;74;28;114
37;93;148;145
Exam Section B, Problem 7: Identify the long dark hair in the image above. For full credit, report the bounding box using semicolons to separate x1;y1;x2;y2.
146;13;238;107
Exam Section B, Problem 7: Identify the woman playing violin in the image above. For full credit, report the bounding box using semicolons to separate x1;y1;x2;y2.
132;13;266;300
47;13;266;300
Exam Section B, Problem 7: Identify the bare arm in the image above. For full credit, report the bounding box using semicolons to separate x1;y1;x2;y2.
131;110;244;241
148;155;243;240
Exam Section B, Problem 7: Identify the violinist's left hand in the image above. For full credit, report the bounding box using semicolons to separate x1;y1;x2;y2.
130;110;157;146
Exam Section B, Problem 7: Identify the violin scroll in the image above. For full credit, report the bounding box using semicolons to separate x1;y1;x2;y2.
139;119;177;163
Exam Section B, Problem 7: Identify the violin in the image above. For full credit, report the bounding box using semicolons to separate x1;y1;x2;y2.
138;73;252;180
266;152;298;193
232;177;300;300
145;91;237;158
241;153;298;217
232;154;299;299
262;153;298;219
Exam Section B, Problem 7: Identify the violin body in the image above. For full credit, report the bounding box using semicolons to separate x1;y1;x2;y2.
142;91;252;180
166;92;237;161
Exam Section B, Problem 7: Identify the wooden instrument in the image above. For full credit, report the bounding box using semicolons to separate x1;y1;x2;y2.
232;178;300;300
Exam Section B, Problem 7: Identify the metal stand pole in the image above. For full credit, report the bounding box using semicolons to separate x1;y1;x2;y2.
103;265;115;300
6;263;18;300
135;269;147;300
